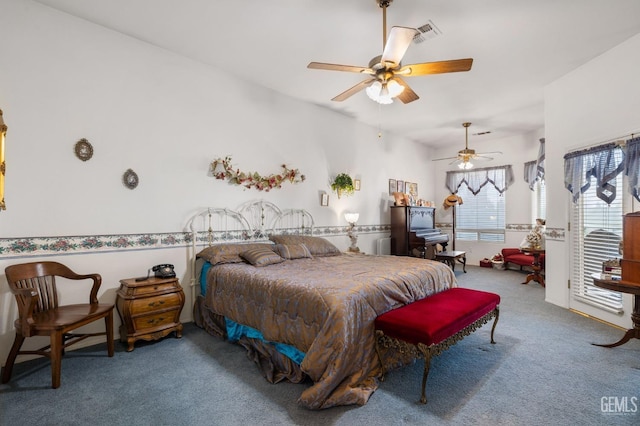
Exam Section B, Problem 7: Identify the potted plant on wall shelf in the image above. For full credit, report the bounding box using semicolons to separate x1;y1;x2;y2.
331;173;355;198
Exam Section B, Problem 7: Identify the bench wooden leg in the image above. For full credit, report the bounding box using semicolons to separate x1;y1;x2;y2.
490;307;500;344
418;350;432;404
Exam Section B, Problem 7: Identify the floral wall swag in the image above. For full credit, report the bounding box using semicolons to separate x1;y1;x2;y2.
211;156;305;191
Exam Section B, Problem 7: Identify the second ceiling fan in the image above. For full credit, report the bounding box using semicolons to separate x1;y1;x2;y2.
307;0;473;104
432;122;502;169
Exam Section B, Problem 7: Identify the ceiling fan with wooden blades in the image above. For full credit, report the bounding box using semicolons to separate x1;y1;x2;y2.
432;122;502;169
307;0;473;104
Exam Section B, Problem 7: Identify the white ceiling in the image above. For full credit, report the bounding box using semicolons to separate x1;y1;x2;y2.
33;0;640;148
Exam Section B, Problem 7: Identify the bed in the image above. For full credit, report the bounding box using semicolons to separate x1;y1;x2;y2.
188;201;457;409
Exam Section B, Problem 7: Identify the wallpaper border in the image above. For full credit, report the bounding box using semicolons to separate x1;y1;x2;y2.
0;223;564;259
436;222;565;242
0;225;391;259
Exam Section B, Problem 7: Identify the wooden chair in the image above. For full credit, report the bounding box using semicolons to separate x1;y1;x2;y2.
2;261;114;388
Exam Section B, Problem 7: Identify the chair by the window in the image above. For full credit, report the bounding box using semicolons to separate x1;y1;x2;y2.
2;261;114;388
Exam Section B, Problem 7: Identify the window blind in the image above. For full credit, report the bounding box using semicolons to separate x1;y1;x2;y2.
456;177;506;242
571;169;623;314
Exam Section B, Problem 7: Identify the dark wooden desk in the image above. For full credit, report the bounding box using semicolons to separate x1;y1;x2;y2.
520;248;545;287
592;275;640;348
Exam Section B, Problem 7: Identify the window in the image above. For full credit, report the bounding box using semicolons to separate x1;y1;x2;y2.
446;165;512;243
570;153;624;314
456;181;506;242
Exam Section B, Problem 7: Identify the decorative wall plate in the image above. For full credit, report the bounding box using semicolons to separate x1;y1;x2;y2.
74;138;93;161
123;169;139;189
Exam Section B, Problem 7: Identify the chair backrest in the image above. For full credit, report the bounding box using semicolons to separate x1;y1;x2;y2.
5;261;79;313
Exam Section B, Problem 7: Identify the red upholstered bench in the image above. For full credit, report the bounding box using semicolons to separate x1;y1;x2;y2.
502;248;546;270
375;287;500;404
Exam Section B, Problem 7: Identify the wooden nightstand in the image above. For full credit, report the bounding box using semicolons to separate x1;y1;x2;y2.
116;276;185;351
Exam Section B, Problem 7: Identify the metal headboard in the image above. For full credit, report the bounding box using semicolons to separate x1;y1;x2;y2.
188;207;251;247
186;201;315;302
237;200;282;239
271;208;315;235
187;207;252;302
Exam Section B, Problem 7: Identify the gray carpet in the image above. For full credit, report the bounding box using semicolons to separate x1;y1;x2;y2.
1;266;638;425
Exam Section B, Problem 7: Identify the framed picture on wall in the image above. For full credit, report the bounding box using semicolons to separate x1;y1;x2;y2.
408;182;418;197
354;179;361;191
321;193;329;206
397;180;405;194
388;179;397;195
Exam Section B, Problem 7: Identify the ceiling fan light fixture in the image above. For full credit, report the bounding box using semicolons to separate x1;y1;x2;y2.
365;81;381;100
366;81;394;104
458;160;473;170
386;79;405;97
380;82;390;97
308;0;473;105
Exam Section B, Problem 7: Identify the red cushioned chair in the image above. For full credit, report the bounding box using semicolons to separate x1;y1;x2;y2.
501;248;545;271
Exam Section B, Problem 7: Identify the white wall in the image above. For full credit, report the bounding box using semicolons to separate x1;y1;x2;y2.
544;32;640;327
0;0;434;364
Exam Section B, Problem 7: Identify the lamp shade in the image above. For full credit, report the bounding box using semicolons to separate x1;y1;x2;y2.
386;79;405;98
344;213;359;224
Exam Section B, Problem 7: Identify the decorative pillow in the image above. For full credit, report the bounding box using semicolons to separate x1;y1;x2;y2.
197;243;275;266
239;247;284;267
274;243;312;260
269;235;341;257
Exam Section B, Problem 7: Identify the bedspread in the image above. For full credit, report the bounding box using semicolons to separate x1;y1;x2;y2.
203;254;456;409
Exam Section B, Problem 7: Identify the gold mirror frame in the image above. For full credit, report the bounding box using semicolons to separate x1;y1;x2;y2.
0;109;6;211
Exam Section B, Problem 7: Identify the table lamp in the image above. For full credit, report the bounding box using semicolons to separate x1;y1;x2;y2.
345;213;360;253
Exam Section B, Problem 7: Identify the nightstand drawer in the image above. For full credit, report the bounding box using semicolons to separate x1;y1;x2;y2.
128;282;179;297
133;310;178;330
130;292;182;314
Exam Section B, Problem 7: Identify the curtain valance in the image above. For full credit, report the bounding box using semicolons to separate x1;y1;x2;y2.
624;136;640;202
446;165;514;195
524;138;544;191
563;142;625;204
524;138;545;190
524;160;538;190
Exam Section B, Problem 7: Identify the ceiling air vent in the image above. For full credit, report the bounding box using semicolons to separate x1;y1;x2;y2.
413;20;441;44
